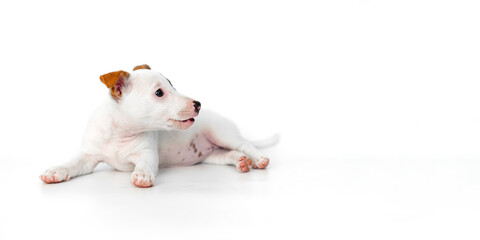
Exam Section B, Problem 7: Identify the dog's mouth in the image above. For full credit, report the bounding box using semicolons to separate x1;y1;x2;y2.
175;118;195;123
170;118;196;129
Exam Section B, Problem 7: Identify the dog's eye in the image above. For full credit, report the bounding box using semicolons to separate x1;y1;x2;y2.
155;88;164;97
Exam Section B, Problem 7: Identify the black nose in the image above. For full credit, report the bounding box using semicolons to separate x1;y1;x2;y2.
193;101;201;113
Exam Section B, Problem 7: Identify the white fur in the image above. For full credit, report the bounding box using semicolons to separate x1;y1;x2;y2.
40;68;275;187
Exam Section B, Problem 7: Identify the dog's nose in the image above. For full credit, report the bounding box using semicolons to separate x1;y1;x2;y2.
193;101;201;113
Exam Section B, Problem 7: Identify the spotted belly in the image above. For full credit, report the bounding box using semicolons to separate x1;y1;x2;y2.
158;134;218;167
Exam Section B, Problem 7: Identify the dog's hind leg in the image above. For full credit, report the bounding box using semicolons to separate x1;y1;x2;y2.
204;118;270;170
202;149;252;172
40;153;100;183
235;142;270;169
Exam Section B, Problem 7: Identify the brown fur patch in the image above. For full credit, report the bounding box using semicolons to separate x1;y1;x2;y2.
99;71;130;101
133;64;151;71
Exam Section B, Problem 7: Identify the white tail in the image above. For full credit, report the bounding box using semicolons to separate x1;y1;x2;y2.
248;133;280;149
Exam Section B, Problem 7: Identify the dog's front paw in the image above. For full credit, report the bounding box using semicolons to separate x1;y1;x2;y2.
131;170;155;188
253;156;270;169
40;167;70;184
235;156;252;173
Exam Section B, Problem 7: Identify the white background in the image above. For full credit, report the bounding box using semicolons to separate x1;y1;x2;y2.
1;0;480;239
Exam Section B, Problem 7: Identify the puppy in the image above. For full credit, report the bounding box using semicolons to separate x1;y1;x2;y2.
40;64;277;188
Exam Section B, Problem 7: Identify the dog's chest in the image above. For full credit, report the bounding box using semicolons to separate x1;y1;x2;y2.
158;133;217;167
97;133;157;172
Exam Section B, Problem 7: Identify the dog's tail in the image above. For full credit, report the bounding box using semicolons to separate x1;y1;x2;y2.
248;133;280;149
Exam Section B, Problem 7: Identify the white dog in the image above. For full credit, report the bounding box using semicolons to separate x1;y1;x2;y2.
40;64;277;188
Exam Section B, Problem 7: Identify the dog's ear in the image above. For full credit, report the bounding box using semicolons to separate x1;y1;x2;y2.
133;64;151;71
99;70;130;101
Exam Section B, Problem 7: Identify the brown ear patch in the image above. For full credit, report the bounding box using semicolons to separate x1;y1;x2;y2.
99;70;130;101
133;64;151;71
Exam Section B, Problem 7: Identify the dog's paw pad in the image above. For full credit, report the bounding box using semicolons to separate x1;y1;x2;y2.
40;168;70;184
236;156;251;173
131;171;154;188
253;156;270;169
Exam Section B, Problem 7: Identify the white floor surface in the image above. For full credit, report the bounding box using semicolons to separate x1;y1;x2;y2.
2;145;480;240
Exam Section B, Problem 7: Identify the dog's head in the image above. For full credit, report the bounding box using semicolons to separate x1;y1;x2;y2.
100;64;201;131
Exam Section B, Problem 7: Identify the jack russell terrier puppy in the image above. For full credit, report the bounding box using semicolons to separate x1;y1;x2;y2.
40;64;277;188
